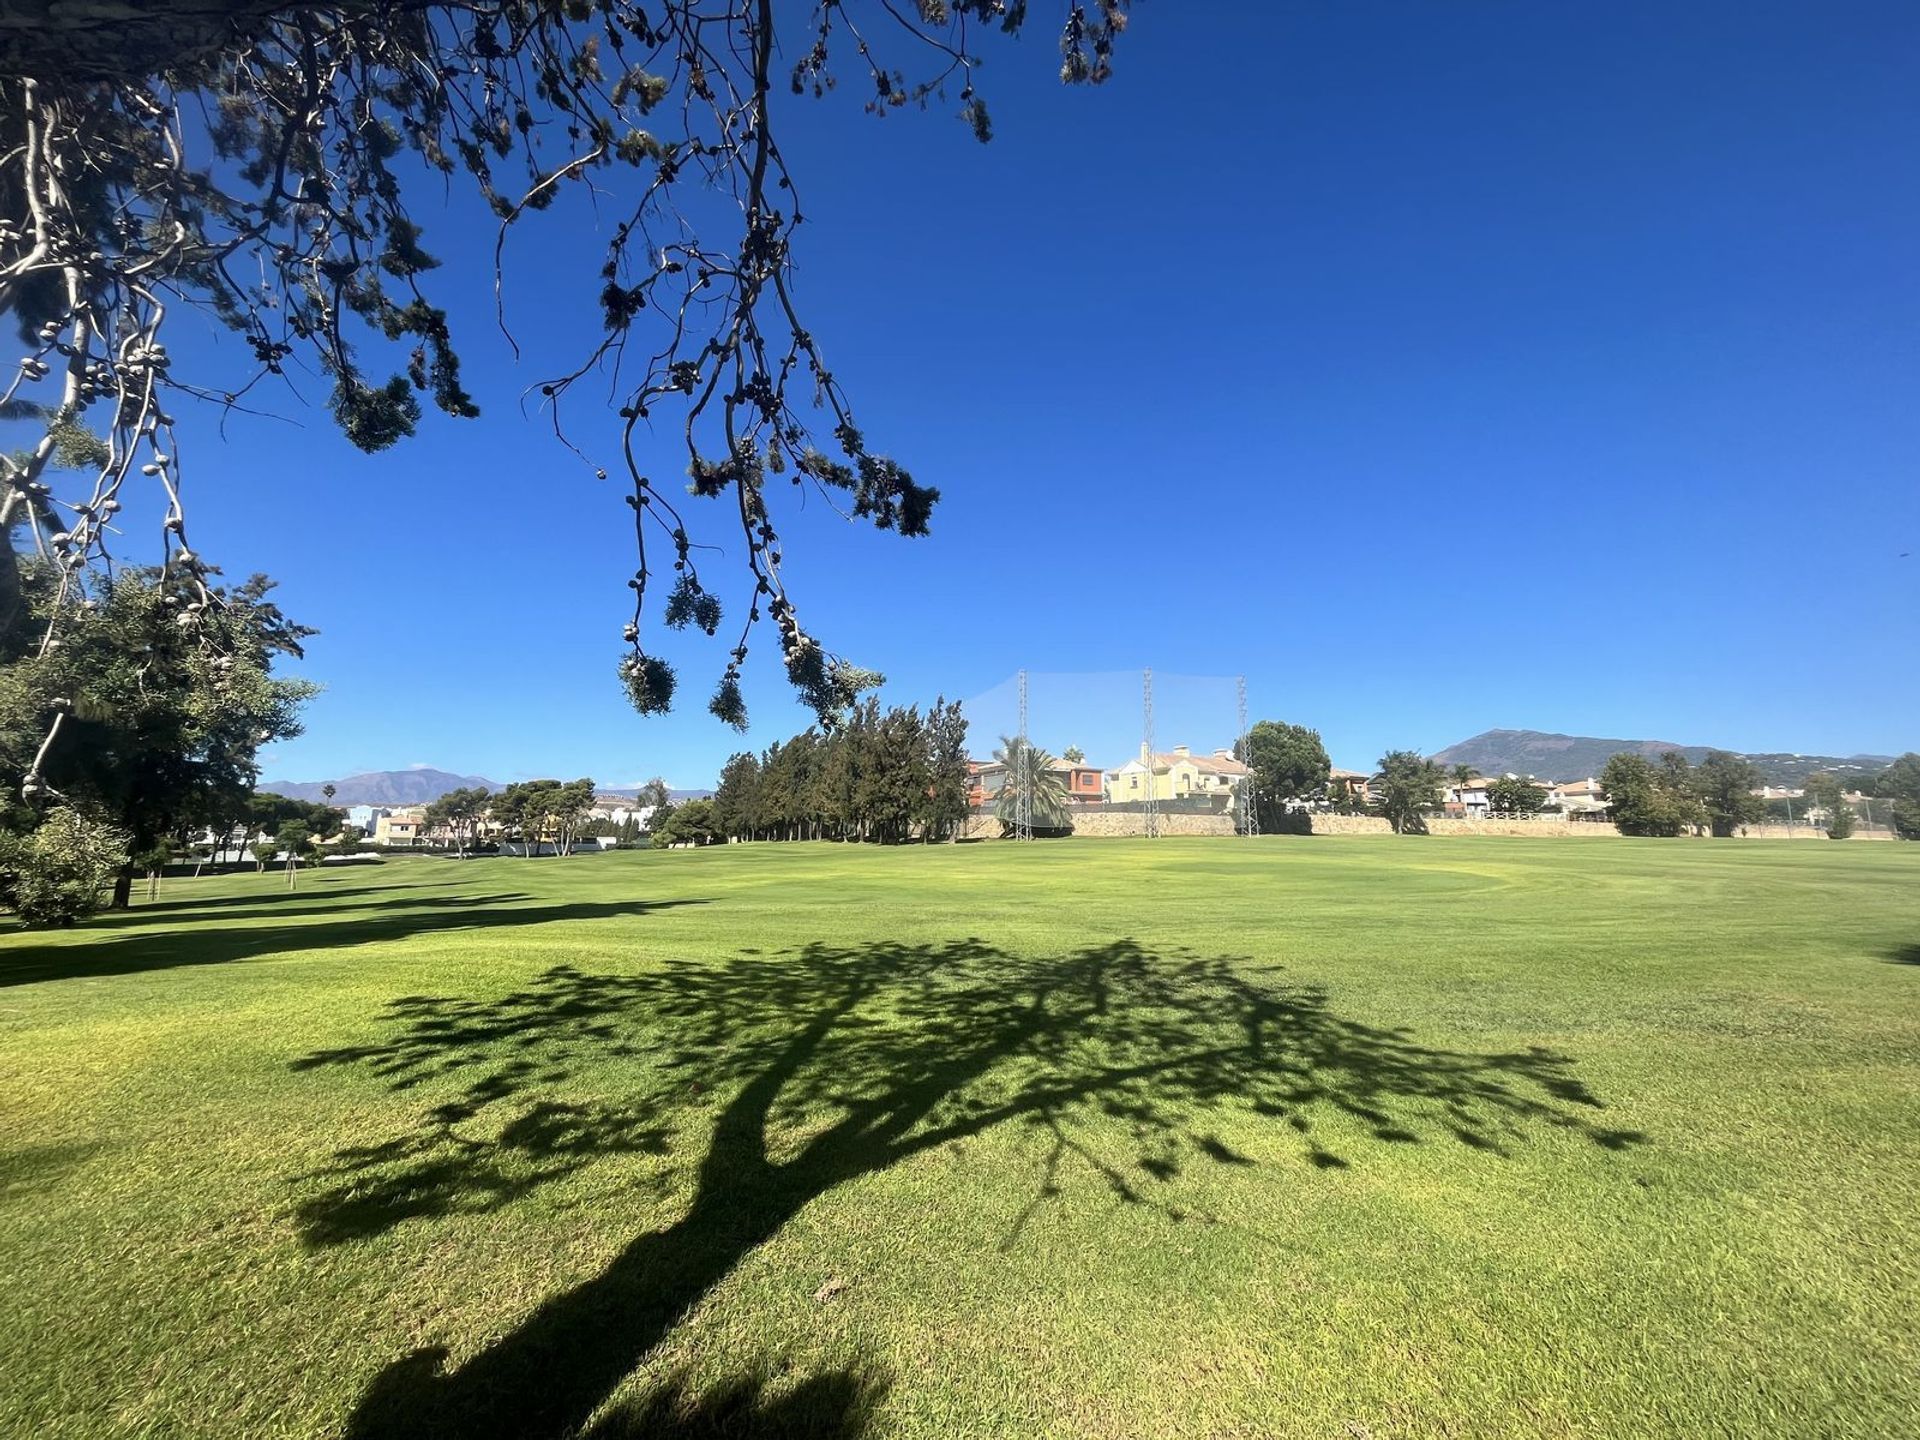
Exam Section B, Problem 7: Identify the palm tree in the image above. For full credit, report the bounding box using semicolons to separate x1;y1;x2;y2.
992;736;1073;831
1448;763;1479;808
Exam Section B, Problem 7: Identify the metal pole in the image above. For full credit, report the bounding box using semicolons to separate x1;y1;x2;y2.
1236;674;1256;837
1015;668;1032;842
1142;667;1159;840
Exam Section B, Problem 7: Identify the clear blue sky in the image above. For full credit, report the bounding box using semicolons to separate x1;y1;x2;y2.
164;0;1916;786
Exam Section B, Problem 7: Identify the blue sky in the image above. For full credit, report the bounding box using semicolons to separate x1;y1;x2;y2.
156;0;1916;785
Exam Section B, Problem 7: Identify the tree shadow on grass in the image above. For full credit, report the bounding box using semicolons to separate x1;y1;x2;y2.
119;881;440;916
0;896;709;988
298;936;1646;1440
1887;943;1920;966
583;1365;885;1439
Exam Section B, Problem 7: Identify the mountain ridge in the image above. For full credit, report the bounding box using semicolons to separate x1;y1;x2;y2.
259;769;498;806
1431;730;1897;786
261;769;710;805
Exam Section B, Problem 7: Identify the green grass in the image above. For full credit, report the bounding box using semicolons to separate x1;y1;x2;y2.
3;837;1917;1439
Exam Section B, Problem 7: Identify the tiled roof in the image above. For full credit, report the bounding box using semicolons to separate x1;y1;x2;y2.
1113;751;1250;777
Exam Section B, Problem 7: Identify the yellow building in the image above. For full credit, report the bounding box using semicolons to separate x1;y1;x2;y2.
372;807;427;847
1103;745;1250;803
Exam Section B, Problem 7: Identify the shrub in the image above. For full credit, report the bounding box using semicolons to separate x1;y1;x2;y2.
0;809;131;927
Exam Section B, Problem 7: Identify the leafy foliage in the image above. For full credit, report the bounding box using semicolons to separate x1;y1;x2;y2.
992;735;1073;833
651;797;717;847
706;697;969;844
1485;775;1546;815
1236;720;1331;831
0;565;315;904
271;819;316;887
1599;754;1705;838
491;779;597;854
0;804;127;926
1868;753;1920;803
1694;750;1765;838
424;786;493;857
1373;751;1444;835
1866;753;1920;840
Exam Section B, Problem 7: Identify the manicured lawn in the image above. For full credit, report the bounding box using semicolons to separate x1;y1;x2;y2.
3;837;1917;1439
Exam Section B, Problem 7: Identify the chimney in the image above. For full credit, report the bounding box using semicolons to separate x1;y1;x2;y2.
1173;745;1190;758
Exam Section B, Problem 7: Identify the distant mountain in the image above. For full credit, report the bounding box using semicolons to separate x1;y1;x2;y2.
261;770;713;806
1719;753;1899;787
1431;730;1896;786
598;785;714;802
260;769;498;806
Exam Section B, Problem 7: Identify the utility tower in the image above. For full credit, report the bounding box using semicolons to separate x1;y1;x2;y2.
1236;674;1257;837
1014;668;1033;842
1142;667;1160;839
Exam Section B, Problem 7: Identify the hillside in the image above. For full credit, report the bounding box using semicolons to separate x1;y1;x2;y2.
1432;730;1896;786
260;769;498;806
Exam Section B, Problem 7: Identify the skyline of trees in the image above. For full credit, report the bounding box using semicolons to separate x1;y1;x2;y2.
708;698;970;845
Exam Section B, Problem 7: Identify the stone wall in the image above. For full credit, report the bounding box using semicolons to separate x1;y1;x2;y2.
1302;814;1395;836
1425;817;1621;838
1727;824;1892;842
1205;814;1620;838
960;811;1235;840
1307;817;1893;840
959;812;1898;842
1072;811;1236;838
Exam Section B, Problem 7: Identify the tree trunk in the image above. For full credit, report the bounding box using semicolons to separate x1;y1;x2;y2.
110;865;133;910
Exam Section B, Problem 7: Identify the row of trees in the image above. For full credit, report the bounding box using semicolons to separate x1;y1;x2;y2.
1599;753;1724;837
703;698;970;845
1603;750;1820;838
1597;749;1920;840
424;779;662;855
487;780;598;856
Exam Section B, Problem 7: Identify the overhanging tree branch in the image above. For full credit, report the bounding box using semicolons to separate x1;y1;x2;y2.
0;1;1131;797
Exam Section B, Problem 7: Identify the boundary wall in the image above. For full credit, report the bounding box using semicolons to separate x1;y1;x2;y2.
960;814;1897;841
